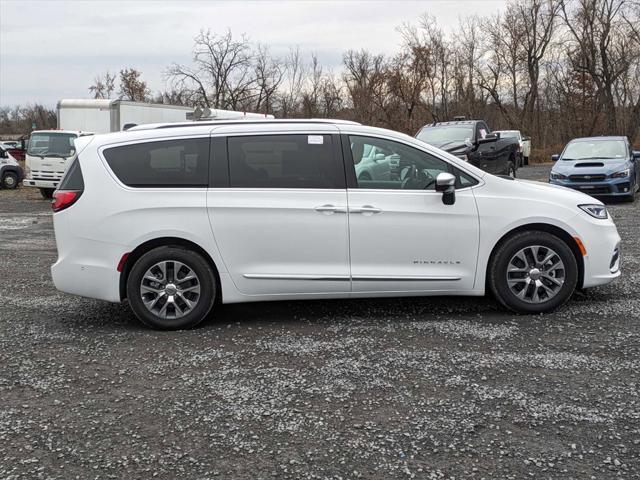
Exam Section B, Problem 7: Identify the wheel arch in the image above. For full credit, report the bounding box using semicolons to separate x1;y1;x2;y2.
119;237;222;302
1;165;22;180
485;223;585;289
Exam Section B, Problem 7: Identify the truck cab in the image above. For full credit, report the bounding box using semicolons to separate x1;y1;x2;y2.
416;119;520;177
23;130;93;198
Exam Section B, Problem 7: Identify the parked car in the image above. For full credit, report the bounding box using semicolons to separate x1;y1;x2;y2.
1;139;27;162
493;130;531;166
549;136;639;202
50;119;621;330
354;142;400;181
416;119;520;177
0;147;23;189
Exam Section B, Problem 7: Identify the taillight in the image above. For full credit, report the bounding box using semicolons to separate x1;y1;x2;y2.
52;190;82;212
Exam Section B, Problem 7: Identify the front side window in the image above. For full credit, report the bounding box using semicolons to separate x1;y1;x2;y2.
27;132;76;158
103;138;209;187
228;134;339;188
349;136;477;190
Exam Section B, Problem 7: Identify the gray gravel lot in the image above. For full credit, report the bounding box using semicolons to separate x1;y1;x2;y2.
1;165;639;479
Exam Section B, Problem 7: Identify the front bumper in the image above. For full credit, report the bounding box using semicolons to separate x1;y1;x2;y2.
24;178;60;189
550;178;633;197
575;215;622;288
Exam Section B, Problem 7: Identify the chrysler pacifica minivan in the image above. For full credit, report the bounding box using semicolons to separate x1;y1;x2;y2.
51;120;621;329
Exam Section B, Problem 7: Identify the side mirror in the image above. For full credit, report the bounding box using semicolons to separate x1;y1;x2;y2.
435;172;456;205
373;153;385;162
633;151;640;160
477;133;499;145
522;136;530;142
551;154;560;162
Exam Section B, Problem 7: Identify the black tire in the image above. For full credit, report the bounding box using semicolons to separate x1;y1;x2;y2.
508;161;517;178
523;156;529;166
488;231;578;314
126;246;216;330
1;171;18;189
40;188;54;199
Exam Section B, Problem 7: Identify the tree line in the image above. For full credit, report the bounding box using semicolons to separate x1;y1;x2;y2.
2;0;639;158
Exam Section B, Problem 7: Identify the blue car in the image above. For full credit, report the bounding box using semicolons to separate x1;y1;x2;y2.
549;136;640;202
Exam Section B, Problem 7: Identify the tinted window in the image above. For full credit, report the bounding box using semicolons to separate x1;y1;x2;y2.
228;134;339;188
58;157;84;190
104;138;209;187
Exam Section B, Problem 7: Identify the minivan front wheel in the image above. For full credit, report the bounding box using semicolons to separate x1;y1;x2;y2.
126;246;216;330
489;231;578;313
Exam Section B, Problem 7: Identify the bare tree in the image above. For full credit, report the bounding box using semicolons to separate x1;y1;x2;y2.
88;71;116;99
343;49;388;125
279;47;307;117
561;0;637;133
253;45;284;114
167;29;254;109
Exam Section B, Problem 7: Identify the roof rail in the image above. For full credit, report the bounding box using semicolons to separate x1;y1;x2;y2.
130;118;362;131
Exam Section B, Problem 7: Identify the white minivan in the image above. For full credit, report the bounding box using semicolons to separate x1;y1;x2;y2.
51;120;621;329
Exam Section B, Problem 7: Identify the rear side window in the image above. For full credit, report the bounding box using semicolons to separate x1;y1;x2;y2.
228;134;340;188
58;157;84;190
103;138;209;187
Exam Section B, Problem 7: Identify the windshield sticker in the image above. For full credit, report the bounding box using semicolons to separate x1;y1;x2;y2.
308;135;323;145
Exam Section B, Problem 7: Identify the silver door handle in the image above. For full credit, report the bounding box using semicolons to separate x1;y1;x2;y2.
314;204;347;214
352;205;382;214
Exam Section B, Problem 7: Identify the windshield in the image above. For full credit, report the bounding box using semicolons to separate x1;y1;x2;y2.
562;140;627;161
417;127;473;146
27;132;77;157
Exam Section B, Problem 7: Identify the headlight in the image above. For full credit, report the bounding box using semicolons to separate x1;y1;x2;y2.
610;168;629;178
550;172;567;180
579;204;608;219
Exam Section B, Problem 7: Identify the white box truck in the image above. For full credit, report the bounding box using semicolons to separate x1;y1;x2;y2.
57;99;194;133
24;100;273;198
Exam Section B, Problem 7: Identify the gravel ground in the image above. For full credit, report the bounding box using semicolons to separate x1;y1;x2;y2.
1;166;639;479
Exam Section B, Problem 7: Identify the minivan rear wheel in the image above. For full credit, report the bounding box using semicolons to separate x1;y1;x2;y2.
126;246;216;330
489;231;577;313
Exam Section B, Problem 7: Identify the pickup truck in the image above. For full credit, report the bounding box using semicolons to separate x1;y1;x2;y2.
493;130;531;166
416;119;521;177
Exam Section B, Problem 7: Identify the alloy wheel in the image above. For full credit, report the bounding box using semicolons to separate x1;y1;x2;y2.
506;245;565;303
139;260;201;319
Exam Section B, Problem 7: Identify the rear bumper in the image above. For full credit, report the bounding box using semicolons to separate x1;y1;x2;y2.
51;214;125;303
550;178;634;197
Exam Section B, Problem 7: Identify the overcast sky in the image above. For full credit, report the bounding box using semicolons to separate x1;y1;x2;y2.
0;0;507;107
